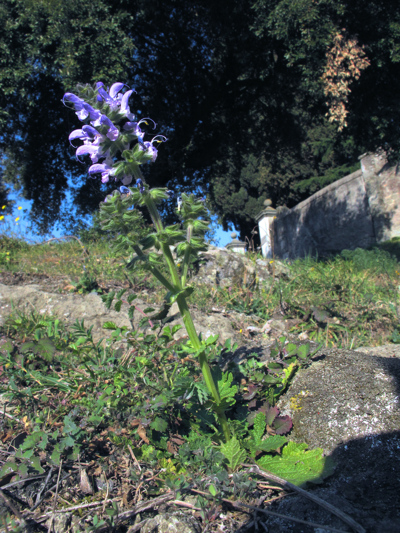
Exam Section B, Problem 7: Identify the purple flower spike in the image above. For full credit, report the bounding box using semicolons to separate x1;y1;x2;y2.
99;115;119;141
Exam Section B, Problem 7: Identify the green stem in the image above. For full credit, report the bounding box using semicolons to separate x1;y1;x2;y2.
133;169;231;441
181;224;192;287
176;294;231;442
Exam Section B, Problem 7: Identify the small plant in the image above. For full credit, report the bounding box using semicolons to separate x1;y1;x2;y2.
71;269;101;294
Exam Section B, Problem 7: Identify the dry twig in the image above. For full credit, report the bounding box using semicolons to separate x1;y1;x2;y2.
47;460;62;533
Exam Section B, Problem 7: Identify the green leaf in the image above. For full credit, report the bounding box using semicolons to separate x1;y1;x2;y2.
103;322;118;330
220;436;247;471
150;417;168;432
251;412;266;445
30;455;45;474
256;441;335;487
51;445;61;466
114;300;122;312
116;288;127;299
297;344;309;359
101;291;115;310
37;338;56;361
217;372;237;409
208;484;218;497
285;343;298;356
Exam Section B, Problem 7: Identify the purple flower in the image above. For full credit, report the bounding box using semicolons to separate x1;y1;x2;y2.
139;135;167;162
68;126;106;147
99;115;119;141
76;144;105;164
96;81;132;112
123;118;156;144
120;89;136;121
119;186;131;195
88;160;115;183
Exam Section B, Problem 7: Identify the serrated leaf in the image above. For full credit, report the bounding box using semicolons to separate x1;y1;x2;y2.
205;334;219;346
220;436;247;471
256;441;335;487
116;288;127;299
194;382;209;405
37;338;56;361
114;300;122;312
127;293;137;303
297;344;309;359
217;372;237;408
273;416;293;435
265;406;279;426
103;322;118;330
101;291;115;310
257;435;287;453
150;417;168;432
252;412;266;445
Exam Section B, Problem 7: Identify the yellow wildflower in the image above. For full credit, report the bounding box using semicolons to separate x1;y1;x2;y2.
18;206;22;210
15;217;20;222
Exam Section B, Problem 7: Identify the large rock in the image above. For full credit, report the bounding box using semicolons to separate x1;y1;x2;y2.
260;346;400;532
0;283;246;346
193;246;289;288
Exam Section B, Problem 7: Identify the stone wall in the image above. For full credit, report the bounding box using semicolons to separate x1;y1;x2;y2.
271;152;400;259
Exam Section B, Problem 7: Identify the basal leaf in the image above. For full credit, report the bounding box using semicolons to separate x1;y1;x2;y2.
220;436;247;471
257;435;287;453
257;441;335;487
273;415;293;435
265;406;279;426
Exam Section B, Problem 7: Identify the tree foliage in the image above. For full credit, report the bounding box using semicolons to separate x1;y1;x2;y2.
1;0;400;238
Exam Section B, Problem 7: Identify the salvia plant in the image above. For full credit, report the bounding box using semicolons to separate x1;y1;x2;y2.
62;82;233;441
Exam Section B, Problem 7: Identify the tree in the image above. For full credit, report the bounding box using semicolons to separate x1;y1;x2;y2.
1;0;400;240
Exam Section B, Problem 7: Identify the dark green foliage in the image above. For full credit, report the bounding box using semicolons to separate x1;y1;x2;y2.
2;0;400;237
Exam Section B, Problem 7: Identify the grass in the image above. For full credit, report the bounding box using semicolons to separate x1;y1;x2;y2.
1;228;400;531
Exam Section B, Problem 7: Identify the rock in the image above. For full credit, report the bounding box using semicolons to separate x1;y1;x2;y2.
193;246;289;288
278;347;400;453
141;511;201;533
45;513;71;532
0;283;246;347
262;347;400;532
